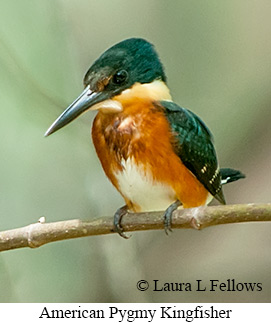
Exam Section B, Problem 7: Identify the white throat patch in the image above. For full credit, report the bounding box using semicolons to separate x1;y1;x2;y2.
119;79;172;101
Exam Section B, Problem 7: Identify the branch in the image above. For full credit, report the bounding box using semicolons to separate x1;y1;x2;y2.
0;203;270;252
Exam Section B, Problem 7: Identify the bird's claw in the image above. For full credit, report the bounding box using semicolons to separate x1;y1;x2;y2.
163;200;182;234
113;205;131;239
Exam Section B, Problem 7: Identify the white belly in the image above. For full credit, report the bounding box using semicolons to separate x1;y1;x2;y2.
114;157;176;212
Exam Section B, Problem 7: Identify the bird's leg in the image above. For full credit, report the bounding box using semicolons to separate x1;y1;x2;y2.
164;200;182;235
113;205;130;239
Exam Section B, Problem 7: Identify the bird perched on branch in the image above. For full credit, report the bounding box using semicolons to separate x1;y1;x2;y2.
45;38;245;238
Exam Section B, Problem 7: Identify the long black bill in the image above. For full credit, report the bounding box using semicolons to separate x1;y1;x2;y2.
44;85;108;137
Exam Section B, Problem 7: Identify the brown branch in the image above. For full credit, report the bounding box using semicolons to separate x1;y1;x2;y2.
0;203;270;252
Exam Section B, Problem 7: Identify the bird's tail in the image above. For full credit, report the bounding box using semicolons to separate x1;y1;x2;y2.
220;168;245;185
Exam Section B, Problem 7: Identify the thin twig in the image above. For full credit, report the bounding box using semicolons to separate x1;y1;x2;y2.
0;203;270;252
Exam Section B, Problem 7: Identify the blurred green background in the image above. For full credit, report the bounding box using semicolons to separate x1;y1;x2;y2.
0;0;270;302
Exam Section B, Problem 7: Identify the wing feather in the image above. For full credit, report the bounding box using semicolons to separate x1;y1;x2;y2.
157;100;225;204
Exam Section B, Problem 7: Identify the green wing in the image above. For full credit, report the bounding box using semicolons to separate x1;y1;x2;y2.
157;100;225;204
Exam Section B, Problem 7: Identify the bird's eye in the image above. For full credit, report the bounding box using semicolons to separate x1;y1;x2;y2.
112;70;128;85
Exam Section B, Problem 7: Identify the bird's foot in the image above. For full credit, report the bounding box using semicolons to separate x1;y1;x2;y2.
164;200;182;235
113;205;131;239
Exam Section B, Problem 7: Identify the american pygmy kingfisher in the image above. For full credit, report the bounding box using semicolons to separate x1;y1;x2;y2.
45;38;245;238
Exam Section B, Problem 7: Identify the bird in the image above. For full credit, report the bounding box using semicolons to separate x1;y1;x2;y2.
45;38;245;238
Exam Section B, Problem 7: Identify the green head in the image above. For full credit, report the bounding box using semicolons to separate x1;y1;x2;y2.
45;38;166;136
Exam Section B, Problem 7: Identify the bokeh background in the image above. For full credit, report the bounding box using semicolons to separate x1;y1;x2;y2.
0;0;270;302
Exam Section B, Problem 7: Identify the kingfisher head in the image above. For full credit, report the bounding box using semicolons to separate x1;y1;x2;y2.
45;38;169;136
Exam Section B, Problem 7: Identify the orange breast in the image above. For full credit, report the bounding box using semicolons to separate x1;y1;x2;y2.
92;97;209;211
